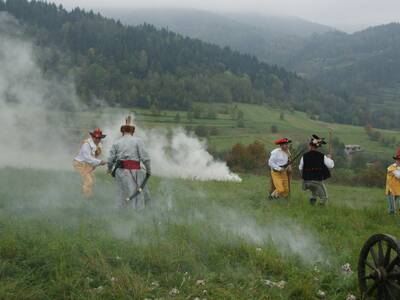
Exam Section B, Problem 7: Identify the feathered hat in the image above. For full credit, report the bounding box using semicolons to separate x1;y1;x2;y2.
89;127;106;139
309;134;326;148
120;115;135;133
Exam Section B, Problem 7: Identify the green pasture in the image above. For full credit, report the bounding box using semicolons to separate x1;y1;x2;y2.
1;168;399;299
49;103;400;156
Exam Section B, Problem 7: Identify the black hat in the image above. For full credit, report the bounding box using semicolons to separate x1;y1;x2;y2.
310;134;326;148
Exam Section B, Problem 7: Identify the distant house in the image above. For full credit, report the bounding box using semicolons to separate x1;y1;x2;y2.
344;145;363;156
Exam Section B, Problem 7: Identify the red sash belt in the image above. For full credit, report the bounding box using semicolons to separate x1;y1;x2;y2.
121;160;141;169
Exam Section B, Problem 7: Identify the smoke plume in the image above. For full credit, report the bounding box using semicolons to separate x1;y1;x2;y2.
0;12;240;182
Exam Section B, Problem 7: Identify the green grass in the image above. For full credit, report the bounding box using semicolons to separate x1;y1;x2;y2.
1;168;400;299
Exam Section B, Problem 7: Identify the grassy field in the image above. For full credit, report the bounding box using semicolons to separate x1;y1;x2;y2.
56;103;399;156
1;167;400;299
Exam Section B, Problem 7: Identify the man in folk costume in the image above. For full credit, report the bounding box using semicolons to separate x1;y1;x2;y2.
73;128;107;198
385;149;400;214
268;138;292;199
107;116;151;210
299;135;334;205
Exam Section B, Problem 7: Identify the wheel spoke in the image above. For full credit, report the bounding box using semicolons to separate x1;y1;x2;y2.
384;245;392;267
385;283;397;299
387;256;400;272
387;271;400;279
363;273;375;280
366;282;378;296
377;285;385;299
378;241;385;265
387;280;400;291
370;246;379;267
366;260;378;271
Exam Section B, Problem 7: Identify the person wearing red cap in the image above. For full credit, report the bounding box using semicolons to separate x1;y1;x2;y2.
73;128;107;198
268;138;292;199
385;149;400;214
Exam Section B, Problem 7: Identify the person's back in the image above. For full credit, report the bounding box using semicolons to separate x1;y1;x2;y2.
111;135;149;163
301;150;330;181
107;116;151;210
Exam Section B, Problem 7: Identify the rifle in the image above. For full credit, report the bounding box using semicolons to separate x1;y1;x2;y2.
279;147;306;169
328;130;333;157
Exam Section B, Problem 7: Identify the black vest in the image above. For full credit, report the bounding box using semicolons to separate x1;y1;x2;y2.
301;150;331;181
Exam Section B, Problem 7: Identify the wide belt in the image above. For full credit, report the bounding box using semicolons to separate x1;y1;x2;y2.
121;160;141;170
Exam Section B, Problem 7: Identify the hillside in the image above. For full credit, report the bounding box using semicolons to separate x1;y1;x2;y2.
103;8;333;65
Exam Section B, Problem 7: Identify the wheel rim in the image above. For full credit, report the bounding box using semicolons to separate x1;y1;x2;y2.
358;234;400;299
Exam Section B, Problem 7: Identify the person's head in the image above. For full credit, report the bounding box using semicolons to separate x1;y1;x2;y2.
274;138;291;151
309;134;326;150
89;128;106;145
280;143;289;151
120;116;135;136
393;149;400;164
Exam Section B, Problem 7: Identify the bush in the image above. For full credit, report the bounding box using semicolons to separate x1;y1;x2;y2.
225;141;267;173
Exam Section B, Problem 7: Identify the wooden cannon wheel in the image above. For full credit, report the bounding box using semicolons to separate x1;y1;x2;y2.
358;233;400;299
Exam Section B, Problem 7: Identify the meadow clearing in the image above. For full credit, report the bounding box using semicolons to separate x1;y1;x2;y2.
0;167;399;299
1;103;399;299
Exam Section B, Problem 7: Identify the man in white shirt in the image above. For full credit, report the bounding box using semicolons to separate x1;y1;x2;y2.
299;135;334;205
268;138;292;199
73;128;107;198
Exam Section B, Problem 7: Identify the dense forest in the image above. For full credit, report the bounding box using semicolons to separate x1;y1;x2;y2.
0;0;398;129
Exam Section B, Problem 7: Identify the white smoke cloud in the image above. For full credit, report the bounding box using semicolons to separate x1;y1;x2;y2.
0;12;240;182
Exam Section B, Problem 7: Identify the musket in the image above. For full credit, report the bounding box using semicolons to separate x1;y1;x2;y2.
279;147;307;169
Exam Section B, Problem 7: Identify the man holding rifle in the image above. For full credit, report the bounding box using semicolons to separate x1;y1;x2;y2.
299;134;334;206
107;116;151;210
268;138;292;200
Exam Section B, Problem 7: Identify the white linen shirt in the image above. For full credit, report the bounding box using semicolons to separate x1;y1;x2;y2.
298;156;334;171
268;148;289;171
74;137;102;166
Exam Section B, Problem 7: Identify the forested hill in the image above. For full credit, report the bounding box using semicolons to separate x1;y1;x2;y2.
288;23;400;92
103;8;333;66
0;0;371;128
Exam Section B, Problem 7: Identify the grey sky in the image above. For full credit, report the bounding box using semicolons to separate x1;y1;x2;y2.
52;0;400;32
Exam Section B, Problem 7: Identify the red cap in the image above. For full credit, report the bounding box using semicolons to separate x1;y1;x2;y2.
393;148;400;160
90;128;106;139
274;138;291;145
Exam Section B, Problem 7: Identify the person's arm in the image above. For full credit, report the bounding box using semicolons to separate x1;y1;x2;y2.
81;143;102;166
107;144;118;172
298;157;304;171
137;140;151;175
268;151;282;171
324;156;334;169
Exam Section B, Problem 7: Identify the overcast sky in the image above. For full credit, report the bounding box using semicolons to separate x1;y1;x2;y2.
52;0;400;32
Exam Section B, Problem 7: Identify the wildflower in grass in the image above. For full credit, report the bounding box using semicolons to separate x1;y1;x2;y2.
341;263;353;275
151;281;160;289
346;294;356;300
196;279;206;286
317;289;326;298
169;287;180;296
